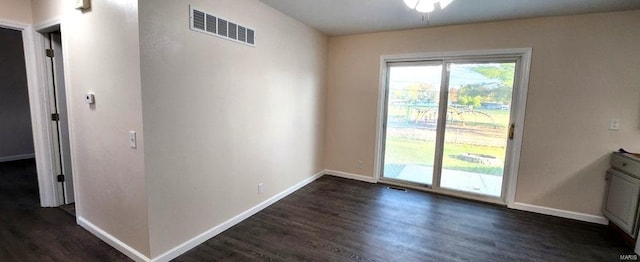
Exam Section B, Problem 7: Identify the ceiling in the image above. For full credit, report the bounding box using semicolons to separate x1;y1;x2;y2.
259;0;640;36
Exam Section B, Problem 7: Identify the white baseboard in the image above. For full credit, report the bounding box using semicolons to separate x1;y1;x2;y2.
0;153;35;163
323;169;378;183
77;216;151;262
324;169;607;225
509;202;609;225
77;169;610;261
151;170;325;262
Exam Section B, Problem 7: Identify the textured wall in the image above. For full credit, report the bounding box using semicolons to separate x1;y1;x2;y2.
0;0;32;24
63;0;150;256
139;0;327;257
324;10;640;216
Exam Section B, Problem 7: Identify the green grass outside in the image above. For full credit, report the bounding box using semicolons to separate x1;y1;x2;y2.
384;137;505;176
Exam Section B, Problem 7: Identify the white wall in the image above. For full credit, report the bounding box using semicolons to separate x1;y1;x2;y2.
61;0;150;256
30;0;63;25
0;0;32;24
138;0;327;257
12;0;637;260
0;27;34;160
324;10;640;217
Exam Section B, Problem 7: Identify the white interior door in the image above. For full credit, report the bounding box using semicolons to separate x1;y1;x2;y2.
46;30;74;204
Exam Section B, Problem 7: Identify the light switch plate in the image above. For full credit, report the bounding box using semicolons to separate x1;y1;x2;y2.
75;0;90;10
609;118;620;131
129;131;137;149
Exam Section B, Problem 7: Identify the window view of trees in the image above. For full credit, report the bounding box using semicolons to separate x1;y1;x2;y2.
455;63;514;107
383;62;516;197
390;83;439;104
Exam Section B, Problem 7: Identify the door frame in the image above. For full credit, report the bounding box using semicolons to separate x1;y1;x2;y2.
0;17;69;207
374;48;532;206
33;18;76;208
42;28;75;205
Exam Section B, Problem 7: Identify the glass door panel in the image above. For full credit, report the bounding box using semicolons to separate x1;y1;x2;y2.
440;62;516;196
382;63;443;185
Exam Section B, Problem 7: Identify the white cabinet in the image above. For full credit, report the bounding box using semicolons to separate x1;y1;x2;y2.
603;153;640;237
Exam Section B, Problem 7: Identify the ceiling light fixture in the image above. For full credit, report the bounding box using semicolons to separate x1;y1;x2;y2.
403;0;453;13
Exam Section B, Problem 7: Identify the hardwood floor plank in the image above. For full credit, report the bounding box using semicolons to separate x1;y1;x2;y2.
0;159;130;262
2;159;633;261
176;176;633;262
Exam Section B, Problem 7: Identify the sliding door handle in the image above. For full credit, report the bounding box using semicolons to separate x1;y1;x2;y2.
508;123;515;140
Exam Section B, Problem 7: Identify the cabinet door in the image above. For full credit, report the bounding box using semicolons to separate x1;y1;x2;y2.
604;169;640;236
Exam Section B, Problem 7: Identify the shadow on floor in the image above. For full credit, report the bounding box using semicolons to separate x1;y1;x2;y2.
0;159;129;261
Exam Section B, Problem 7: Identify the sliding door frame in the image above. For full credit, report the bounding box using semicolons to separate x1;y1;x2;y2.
378;60;444;188
374;48;532;206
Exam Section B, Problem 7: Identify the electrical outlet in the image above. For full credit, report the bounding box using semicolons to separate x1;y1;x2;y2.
357;160;363;170
609;118;620;131
258;183;264;194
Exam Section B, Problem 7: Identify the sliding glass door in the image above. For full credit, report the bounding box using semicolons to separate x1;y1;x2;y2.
380;56;521;202
382;63;443;185
439;62;515;197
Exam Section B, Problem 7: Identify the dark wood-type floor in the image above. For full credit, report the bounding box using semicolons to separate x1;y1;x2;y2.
0;159;129;261
176;176;634;262
1;159;634;261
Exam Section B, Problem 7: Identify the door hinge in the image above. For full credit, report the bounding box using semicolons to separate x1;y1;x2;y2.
46;49;54;58
508;123;515;140
57;174;65;182
51;113;60;121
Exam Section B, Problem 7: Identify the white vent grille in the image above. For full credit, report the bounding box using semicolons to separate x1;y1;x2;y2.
190;6;255;47
238;26;247;42
193;10;205;30
247;29;255;45
206;14;216;34
228;22;237;40
217;18;227;37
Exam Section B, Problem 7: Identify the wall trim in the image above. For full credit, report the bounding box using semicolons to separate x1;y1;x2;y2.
150;170;325;262
0;153;35;162
323;169;378;183
0;19;59;208
77;216;151;262
77;169;609;261
0;18;29;30
34;16;62;31
509;202;609;225
325;169;608;225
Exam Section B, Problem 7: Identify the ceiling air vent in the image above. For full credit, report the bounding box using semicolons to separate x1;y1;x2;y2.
189;6;255;47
